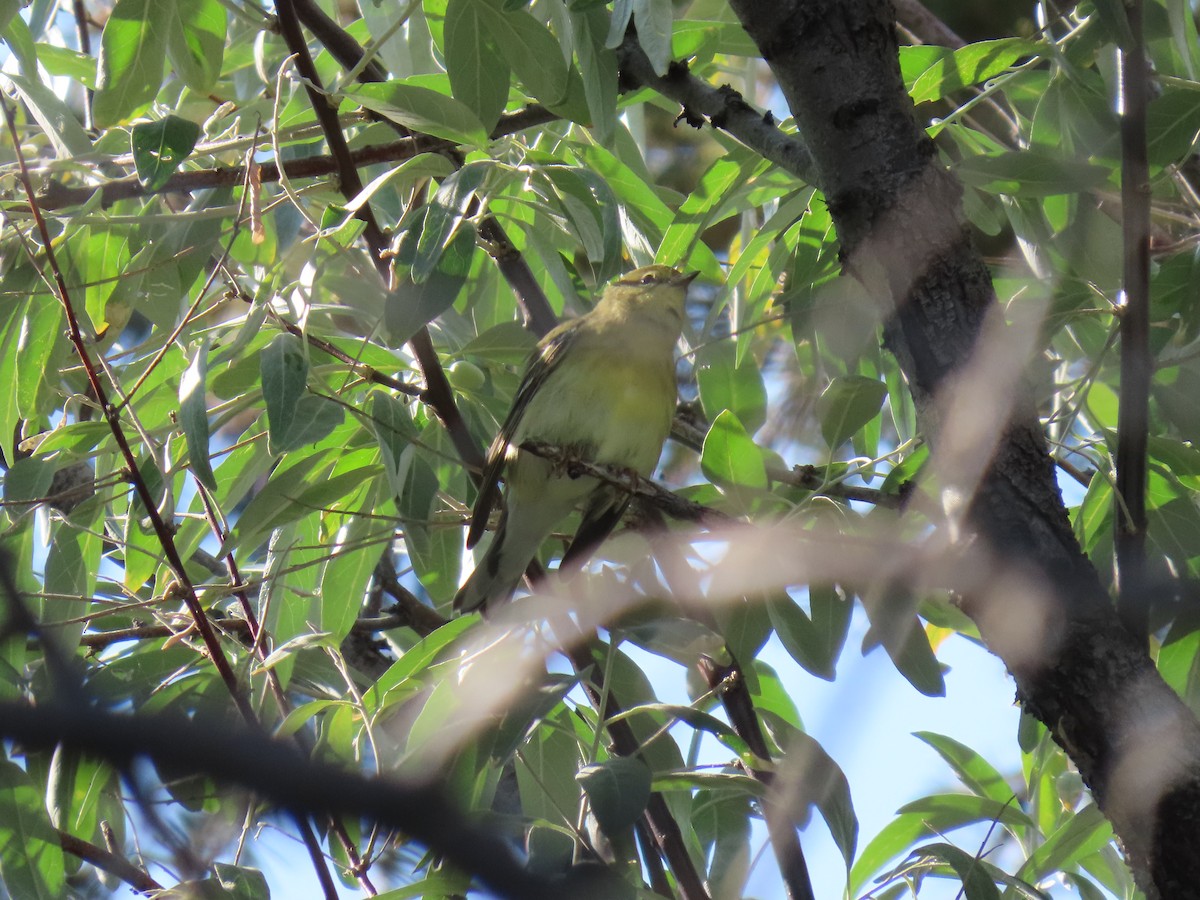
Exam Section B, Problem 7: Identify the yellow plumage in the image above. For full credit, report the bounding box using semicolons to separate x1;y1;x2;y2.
454;265;698;612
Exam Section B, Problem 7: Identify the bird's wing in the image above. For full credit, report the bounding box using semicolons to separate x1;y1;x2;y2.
465;319;580;549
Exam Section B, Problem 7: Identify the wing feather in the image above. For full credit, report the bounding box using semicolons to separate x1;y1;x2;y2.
465;320;580;549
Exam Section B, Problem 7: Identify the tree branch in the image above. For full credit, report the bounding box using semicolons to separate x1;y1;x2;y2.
698;658;815;900
290;0;560;336
272;0;483;474
519;440;732;527
0;701;599;900
615;32;814;184
724;1;1200;894
31;107;555;212
57;829;162;894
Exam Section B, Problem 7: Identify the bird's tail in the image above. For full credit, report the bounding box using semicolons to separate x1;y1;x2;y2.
453;493;567;613
454;507;524;613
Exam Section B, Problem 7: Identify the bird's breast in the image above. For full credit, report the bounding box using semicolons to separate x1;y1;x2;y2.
515;345;675;475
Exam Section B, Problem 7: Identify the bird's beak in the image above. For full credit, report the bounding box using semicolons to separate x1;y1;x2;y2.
673;270;701;286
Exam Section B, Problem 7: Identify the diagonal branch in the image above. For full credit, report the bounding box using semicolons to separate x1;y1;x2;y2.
289;0;559;336
698;658;815;900
615;32;814;184
57;829;162;894
273;0;483;473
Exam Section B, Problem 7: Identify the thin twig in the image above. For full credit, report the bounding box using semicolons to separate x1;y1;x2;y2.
1115;0;1152;640
519;440;731;526
70;0;93;131
57;829;163;894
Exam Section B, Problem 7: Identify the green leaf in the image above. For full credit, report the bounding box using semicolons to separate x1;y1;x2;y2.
700;410;767;491
44;507;103;647
467;0;569;108
768;587;851;681
658;154;762;275
1090;0;1135;49
370;392;418;499
131;115;202;191
160;864;270;900
368;617;478;703
817;375;887;450
413;162;489;283
164;0;226;93
1;13;38;77
861;584;946;697
1147;88;1200;166
577;756;653;833
230;461;381;554
850;794;1035;893
46;747;110;842
907;39;1036;105
318;497;384;643
954;150;1110;197
460;321;538;364
570;4;618;143
900;843;1001;899
33;44;97;87
632;0;673;75
2;457;56;508
696;342;768;434
0;299;24;464
444;0;509;132
912;732;1015;805
348;82;489;147
404;521;463;606
93;0;169;126
778;727;858;868
0;0;19;32
179;340;217;491
1016;803;1112;883
388;227;477;342
15;297;62;419
2;74;92;158
899;793;1035;830
57;225;132;339
260;334;308;455
0;760;67;899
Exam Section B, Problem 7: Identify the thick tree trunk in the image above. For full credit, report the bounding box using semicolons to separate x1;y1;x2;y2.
727;1;1200;895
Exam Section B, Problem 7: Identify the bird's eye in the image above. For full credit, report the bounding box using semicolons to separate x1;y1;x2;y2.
640;273;657;285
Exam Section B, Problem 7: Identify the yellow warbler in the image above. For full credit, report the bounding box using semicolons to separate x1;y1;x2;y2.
454;265;698;612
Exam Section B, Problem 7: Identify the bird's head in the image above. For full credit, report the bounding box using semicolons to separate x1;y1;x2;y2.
596;265;699;331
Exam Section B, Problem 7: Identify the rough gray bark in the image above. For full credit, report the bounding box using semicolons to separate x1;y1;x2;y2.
726;1;1200;895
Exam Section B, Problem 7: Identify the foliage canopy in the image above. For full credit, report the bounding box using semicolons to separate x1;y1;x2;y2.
3;0;1200;897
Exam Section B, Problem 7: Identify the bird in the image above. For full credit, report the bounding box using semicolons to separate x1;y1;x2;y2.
454;265;698;613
